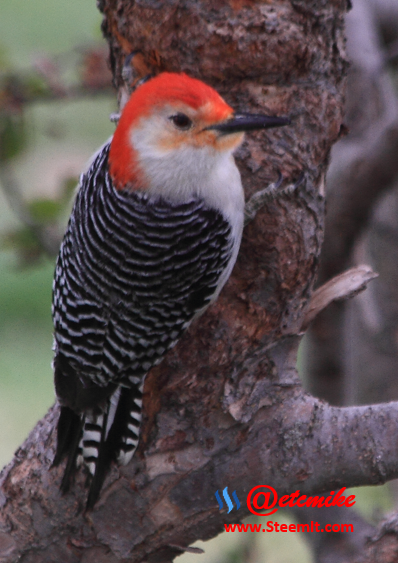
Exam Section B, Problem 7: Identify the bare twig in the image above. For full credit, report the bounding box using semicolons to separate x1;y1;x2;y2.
302;265;378;331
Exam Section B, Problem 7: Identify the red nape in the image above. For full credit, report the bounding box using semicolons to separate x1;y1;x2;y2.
108;73;232;190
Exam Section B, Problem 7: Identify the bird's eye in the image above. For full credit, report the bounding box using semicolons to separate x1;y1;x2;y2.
169;113;193;130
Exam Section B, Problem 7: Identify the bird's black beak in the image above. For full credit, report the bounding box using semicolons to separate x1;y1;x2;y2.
206;113;291;135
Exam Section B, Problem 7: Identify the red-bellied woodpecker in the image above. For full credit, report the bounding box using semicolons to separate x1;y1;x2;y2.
52;72;290;508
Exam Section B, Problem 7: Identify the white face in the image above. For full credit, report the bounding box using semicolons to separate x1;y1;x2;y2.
133;103;244;151
128;100;246;303
129;103;245;198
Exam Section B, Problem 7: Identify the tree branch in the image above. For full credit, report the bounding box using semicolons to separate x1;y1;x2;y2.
2;1;385;562
3;354;398;561
302;265;378;331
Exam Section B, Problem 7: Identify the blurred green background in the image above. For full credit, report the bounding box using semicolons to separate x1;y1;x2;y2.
0;0;115;468
0;2;394;562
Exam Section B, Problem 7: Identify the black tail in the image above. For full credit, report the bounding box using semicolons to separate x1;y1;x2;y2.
53;385;143;510
86;385;143;509
52;406;84;494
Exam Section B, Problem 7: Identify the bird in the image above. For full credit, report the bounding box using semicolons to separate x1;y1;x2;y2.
51;71;290;509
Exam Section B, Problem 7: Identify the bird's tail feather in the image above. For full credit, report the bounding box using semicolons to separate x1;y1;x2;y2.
85;384;143;509
54;384;144;510
52;406;84;494
109;383;143;466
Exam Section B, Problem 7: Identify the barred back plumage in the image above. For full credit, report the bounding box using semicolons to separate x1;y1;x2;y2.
52;142;235;508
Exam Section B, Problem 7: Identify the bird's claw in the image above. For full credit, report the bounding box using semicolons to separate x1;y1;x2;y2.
244;171;305;226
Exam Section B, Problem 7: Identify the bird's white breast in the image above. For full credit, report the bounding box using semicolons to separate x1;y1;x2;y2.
131;125;244;238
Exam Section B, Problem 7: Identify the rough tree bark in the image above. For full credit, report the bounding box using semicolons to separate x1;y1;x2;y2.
2;1;398;562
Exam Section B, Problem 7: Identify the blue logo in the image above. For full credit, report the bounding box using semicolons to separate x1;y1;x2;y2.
215;487;240;513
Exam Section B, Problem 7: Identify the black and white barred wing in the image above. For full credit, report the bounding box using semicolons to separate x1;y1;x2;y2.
52;144;234;507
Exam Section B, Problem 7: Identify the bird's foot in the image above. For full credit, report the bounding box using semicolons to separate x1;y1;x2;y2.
244;172;305;226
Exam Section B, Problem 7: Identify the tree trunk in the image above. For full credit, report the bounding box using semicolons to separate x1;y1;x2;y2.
4;2;398;562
